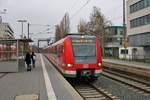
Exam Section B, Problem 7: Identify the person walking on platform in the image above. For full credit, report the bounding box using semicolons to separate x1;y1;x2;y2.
31;52;36;68
25;52;32;71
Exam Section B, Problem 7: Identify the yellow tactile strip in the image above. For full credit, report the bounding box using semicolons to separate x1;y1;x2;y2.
15;94;39;100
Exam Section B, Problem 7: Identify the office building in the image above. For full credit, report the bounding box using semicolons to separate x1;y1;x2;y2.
0;23;14;39
127;0;150;59
104;26;124;57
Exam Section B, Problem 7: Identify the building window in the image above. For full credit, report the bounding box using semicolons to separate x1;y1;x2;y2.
121;49;128;54
130;14;150;28
114;28;117;35
130;0;150;13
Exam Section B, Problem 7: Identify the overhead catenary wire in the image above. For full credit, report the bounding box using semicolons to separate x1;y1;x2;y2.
70;0;79;11
70;0;91;20
29;23;50;27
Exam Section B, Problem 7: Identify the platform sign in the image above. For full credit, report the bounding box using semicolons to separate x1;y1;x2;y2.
72;39;95;44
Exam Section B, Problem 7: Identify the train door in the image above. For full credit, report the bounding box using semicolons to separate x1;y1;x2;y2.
57;44;64;68
60;44;65;68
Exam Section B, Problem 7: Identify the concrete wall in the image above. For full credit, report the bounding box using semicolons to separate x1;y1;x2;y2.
119;47;144;59
144;47;150;59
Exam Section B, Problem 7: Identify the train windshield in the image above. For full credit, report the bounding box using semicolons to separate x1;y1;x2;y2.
71;38;96;63
72;44;96;57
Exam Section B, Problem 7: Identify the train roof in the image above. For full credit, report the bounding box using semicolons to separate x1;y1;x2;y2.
43;33;97;49
67;33;96;38
44;37;66;49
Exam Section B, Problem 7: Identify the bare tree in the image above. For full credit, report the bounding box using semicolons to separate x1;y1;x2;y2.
78;19;87;33
63;13;70;35
89;7;112;56
55;25;61;42
60;12;70;37
55;12;70;41
77;6;112;56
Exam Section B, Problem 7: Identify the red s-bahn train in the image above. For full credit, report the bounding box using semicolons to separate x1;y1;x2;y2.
43;34;102;79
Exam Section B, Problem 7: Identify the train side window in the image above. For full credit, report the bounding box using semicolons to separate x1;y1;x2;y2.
56;45;60;57
51;47;54;53
60;45;63;53
62;45;64;53
52;47;54;53
54;46;57;54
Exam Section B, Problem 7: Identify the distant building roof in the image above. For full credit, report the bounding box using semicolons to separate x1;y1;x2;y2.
105;26;125;29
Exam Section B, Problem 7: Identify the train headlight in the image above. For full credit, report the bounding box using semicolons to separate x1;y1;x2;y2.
98;63;101;66
67;64;73;67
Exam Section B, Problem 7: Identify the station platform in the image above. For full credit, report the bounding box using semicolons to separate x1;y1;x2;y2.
0;54;83;100
102;58;150;77
103;59;150;70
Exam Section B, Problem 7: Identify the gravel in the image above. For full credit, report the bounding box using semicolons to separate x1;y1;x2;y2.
93;75;150;100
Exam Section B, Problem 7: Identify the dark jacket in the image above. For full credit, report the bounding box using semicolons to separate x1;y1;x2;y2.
31;52;36;61
25;52;31;64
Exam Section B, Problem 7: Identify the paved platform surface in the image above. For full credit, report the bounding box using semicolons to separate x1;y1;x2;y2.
0;54;83;100
103;59;150;70
0;73;4;77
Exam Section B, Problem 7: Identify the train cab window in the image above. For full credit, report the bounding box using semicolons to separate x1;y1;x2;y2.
71;38;96;63
72;44;96;57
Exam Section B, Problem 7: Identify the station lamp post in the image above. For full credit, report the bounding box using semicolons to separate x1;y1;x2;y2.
123;0;128;59
123;0;126;40
0;9;7;23
18;20;27;39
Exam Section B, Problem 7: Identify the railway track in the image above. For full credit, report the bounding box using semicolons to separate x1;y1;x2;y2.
0;73;7;79
102;70;150;96
103;69;150;85
74;83;119;100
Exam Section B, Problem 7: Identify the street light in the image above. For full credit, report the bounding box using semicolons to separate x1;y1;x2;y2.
123;0;128;59
0;9;7;23
18;20;27;39
123;0;126;40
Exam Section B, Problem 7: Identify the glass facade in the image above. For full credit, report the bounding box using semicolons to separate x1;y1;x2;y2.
130;14;150;28
128;32;150;46
130;0;150;13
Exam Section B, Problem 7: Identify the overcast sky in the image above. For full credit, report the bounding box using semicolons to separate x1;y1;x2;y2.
0;0;123;40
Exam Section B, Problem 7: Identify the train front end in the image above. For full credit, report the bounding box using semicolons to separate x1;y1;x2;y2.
64;34;102;79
